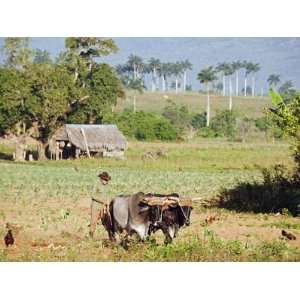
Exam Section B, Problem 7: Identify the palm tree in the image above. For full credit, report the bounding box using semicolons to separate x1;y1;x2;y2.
267;74;281;90
250;63;260;97
278;80;294;94
197;66;217;127
243;61;252;97
148;57;161;92
216;62;230;96
171;62;184;94
181;59;193;92
128;78;144;113
231;60;243;96
225;64;235;110
127;54;144;80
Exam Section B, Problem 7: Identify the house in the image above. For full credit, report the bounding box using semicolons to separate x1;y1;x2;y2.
49;124;127;159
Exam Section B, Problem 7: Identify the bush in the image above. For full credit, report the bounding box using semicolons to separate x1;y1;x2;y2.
103;110;177;141
210;110;237;138
191;112;206;129
218;164;300;215
162;100;191;135
255;116;283;139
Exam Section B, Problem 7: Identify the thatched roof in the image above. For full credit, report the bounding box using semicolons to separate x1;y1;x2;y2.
53;124;127;151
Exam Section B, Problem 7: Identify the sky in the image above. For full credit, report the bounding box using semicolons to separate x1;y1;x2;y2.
0;37;299;91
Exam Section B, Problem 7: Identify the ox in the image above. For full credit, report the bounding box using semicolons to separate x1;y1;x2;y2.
146;194;193;244
102;192;162;247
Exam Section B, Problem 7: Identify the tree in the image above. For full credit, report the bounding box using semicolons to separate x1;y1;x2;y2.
171;62;184;94
278;80;294;94
33;49;52;64
269;90;300;173
231;60;243;96
162;100;191;134
2;38;33;70
216;62;230;96
245;62;260;97
225;64;235;110
243;61;252;97
181;59;193;92
61;37;118;86
278;80;296;103
68;63;124;122
267;74;281;90
127;54;144;80
127;78;145;113
197;66;217;127
148;57;161;92
0;68;30;135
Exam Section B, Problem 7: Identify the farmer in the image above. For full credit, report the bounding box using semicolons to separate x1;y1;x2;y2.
89;171;112;238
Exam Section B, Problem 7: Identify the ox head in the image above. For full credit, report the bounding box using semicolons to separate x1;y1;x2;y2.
138;202;163;226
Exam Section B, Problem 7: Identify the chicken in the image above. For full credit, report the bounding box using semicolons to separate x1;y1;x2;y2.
4;229;14;247
281;230;296;240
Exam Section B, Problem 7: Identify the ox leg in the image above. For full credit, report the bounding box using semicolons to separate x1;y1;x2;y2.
161;224;173;244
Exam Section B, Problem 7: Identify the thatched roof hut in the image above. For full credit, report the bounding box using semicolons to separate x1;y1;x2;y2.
50;124;127;159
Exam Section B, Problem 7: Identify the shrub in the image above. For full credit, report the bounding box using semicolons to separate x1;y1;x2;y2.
218;164;300;215
210;109;237;138
191;112;206;129
162;100;191;135
103;110;177;141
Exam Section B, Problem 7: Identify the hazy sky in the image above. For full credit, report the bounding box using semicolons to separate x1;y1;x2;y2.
0;37;299;90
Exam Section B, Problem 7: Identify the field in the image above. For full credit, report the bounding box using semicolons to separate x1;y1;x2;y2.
1;139;300;261
116;91;271;118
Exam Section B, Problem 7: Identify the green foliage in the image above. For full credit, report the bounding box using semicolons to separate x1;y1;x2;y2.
218;164;300;215
210;109;237;138
255;116;283;139
0;68;28;134
104;110;177;141
67;64;124;124
269;91;300;140
23;64;78;141
191;112;206;129
33;49;52;64
2;37;33;69
162;100;191;135
270;88;283;106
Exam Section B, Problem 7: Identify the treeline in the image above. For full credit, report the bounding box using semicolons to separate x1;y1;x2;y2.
116;56;192;93
102;100;283;142
0;37;124;157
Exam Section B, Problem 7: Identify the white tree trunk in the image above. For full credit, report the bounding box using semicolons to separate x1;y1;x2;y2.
151;70;155;92
162;75;166;92
223;75;226;96
183;71;187;92
261;87;264;97
252;75;255;97
229;77;233;111
244;77;247;97
133;95;136;113
235;70;239;96
133;64;137;80
206;84;210;127
175;77;178;94
153;68;157;91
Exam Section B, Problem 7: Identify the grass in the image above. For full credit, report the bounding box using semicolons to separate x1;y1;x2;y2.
116;91;272;118
0;139;299;261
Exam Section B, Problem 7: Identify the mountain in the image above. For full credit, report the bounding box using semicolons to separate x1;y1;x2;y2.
0;37;299;90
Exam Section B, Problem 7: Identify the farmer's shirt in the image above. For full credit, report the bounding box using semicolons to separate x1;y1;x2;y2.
91;179;111;205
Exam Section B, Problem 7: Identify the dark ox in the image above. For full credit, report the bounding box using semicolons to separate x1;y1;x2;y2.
147;194;193;244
